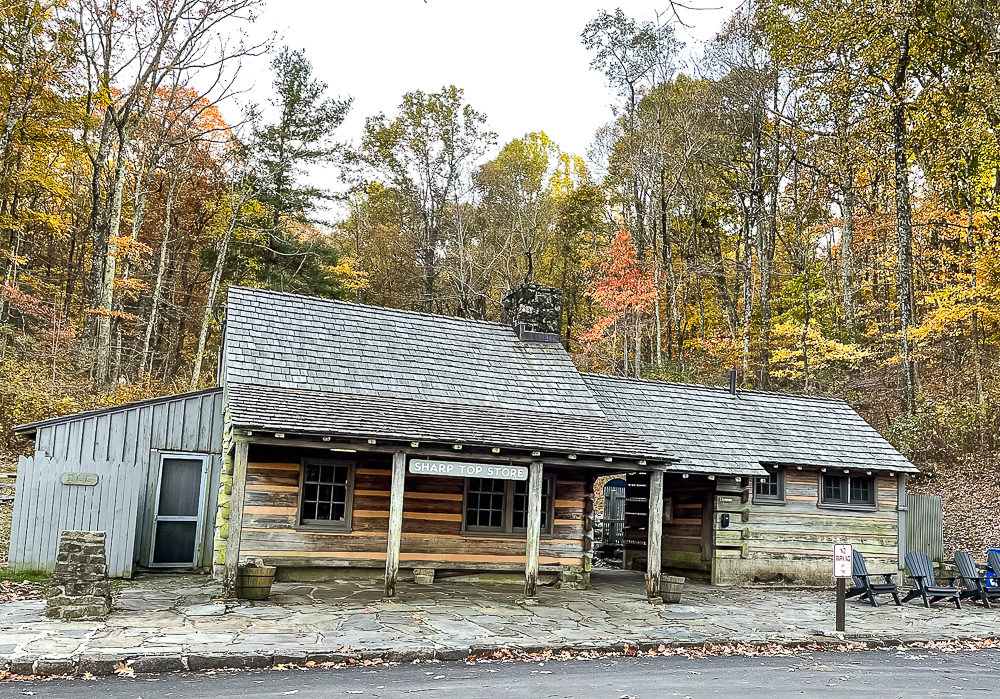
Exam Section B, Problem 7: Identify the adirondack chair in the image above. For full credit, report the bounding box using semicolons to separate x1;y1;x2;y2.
987;550;1000;591
901;551;962;609
845;550;901;607
954;551;1000;609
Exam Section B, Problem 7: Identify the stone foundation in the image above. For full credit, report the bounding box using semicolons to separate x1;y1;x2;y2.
557;565;590;589
46;530;111;621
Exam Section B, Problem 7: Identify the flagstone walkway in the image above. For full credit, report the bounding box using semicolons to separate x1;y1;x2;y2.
2;570;999;676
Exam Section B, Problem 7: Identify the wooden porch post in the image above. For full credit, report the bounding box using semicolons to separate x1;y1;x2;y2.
897;473;908;578
224;440;249;595
384;451;406;598
523;461;544;598
646;469;664;603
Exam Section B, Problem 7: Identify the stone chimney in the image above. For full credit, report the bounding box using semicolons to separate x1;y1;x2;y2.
501;283;563;342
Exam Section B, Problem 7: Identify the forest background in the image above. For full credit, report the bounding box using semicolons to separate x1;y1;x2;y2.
1;0;998;555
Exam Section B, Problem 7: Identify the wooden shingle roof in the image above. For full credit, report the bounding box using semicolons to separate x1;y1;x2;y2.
224;287;914;476
224;287;673;463
583;374;918;474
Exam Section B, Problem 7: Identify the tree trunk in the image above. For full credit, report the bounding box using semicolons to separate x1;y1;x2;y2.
891;31;915;413
840;185;856;336
190;189;249;389
93;137;131;390
142;175;180;376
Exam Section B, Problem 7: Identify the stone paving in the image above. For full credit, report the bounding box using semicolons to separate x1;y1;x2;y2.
2;569;1000;676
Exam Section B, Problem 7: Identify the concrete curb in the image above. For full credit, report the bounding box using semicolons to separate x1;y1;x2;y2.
3;634;999;678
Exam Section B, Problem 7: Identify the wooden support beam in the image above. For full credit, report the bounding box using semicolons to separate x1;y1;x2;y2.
897;472;907;576
240;435;670;472
384;450;406;598
646;469;664;603
523;461;544;598
224;440;249;595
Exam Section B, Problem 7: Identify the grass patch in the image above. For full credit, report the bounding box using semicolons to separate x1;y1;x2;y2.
0;567;49;583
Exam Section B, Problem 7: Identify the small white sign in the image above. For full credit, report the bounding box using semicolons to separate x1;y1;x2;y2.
834;544;854;578
408;459;528;481
61;472;99;486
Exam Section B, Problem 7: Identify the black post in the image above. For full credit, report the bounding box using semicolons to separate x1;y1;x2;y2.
836;577;846;632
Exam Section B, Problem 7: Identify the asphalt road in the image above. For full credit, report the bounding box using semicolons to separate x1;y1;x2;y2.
7;649;1000;698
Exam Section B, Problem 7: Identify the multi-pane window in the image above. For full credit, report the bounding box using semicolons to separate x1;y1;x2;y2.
753;468;785;503
513;478;551;530
298;459;354;529
466;478;506;528
465;476;554;535
822;475;875;507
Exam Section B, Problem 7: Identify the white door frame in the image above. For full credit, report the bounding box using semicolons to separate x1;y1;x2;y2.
149;452;209;568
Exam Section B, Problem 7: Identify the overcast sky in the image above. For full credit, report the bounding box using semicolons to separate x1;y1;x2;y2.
241;0;742;206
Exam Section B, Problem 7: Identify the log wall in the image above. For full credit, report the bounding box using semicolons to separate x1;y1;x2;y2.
237;445;587;571
713;468;900;586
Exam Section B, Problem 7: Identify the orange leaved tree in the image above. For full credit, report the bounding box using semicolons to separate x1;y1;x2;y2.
582;226;657;376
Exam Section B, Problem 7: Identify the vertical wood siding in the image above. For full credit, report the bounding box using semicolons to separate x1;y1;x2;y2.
238;449;587;570
9;455;142;576
905;493;943;563
11;390;223;575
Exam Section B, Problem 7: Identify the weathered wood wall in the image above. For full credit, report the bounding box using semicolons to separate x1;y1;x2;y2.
237;445;586;571
714;468;900;585
14;389;223;573
9;455;141;576
622;473;714;580
905;493;943;563
661;476;713;579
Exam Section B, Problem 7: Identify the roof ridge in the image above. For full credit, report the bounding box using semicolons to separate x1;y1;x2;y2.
227;285;515;333
581;371;850;405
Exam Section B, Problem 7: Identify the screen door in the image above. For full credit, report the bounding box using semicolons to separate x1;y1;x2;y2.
150;455;208;567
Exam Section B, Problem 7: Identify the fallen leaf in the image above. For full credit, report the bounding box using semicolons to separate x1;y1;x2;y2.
113;662;134;677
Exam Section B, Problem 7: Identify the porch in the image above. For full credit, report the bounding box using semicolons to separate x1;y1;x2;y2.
219;440;672;602
5;569;999;674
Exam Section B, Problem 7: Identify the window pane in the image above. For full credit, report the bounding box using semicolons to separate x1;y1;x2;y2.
467;478;506;530
824;476;845;503
512;477;551;532
850;477;875;505
755;471;781;499
512;506;526;529
301;461;351;524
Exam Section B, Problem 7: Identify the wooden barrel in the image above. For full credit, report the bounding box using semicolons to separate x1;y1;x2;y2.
663;575;685;603
236;565;276;600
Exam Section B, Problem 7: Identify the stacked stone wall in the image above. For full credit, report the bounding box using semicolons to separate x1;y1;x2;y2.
46;530;111;621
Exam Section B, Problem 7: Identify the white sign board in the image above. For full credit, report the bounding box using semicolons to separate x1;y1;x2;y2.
408;459;528;481
834;544;854;578
61;472;100;486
